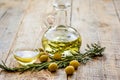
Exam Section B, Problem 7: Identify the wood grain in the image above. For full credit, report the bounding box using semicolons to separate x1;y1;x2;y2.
0;0;120;80
69;0;120;80
0;0;30;63
0;0;67;80
113;0;120;22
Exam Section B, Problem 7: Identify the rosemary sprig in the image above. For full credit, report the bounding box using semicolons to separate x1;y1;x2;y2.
0;43;105;72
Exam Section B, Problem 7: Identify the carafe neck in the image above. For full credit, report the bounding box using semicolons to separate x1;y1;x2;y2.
54;10;67;28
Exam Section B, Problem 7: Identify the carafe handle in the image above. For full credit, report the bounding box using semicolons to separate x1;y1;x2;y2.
44;15;55;28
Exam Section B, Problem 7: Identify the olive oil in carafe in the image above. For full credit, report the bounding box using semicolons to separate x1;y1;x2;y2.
42;0;82;57
42;28;82;57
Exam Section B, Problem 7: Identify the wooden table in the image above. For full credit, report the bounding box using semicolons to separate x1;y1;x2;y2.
0;0;120;80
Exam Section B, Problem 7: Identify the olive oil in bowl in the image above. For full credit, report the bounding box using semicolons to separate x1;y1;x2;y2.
14;50;39;65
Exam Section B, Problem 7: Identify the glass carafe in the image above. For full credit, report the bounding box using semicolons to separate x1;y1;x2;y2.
42;0;82;57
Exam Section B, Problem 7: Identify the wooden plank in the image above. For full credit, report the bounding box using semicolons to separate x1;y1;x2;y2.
0;0;30;78
113;0;120;22
0;0;68;80
0;0;119;80
0;0;9;19
70;0;101;79
52;69;67;80
0;0;30;63
0;0;29;35
69;0;120;80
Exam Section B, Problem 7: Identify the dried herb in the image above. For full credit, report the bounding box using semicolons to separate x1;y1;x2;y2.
0;43;105;72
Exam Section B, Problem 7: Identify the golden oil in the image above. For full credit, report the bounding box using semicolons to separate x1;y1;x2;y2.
42;28;82;57
14;51;39;65
42;1;82;57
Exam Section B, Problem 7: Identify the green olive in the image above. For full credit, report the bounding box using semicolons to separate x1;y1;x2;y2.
39;48;44;52
53;52;62;60
70;60;80;69
39;55;48;62
65;66;75;75
39;52;46;56
48;63;58;72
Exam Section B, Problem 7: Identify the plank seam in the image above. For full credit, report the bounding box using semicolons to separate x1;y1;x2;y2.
4;0;33;64
112;0;120;23
0;9;8;20
70;0;73;27
0;0;33;74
